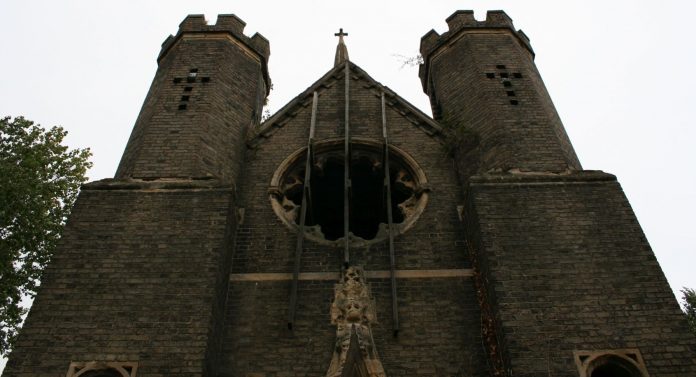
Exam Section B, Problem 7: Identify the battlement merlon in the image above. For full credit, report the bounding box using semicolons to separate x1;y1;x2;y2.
158;14;271;95
418;10;533;93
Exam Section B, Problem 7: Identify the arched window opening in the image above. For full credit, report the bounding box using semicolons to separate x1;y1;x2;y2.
67;362;137;377
591;363;635;377
587;355;644;377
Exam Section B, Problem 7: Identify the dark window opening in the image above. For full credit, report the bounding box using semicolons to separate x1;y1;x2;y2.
178;104;187;110
81;369;123;377
350;157;386;239
284;153;413;241
503;80;512;87
506;91;516;96
496;64;506;69
510;100;519;105
591;363;637;377
173;78;182;84
485;72;495;79
513;72;523;78
181;95;190;101
500;72;509;78
201;76;211;83
588;355;643;377
184;86;193;92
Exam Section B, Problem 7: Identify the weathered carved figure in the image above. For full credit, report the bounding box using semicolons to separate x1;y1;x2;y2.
326;266;386;377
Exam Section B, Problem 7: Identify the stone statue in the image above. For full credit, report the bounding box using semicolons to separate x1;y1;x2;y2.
326;266;386;377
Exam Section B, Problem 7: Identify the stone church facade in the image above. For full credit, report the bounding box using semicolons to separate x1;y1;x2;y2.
4;10;696;377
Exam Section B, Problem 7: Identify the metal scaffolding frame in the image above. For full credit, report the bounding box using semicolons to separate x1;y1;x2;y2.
288;65;399;335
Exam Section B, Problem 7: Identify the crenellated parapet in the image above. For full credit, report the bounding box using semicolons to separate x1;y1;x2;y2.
419;10;532;92
159;14;270;94
420;10;531;57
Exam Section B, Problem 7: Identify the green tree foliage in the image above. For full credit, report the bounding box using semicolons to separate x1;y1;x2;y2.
0;116;91;356
682;287;696;335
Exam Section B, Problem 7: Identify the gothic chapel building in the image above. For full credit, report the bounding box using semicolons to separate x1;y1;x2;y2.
5;10;696;377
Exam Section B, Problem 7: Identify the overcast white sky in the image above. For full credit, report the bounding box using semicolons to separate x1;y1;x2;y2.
1;0;695;367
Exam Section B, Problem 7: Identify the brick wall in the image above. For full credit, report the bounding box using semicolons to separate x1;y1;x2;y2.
222;279;485;376
465;172;696;376
222;63;488;376
4;182;237;376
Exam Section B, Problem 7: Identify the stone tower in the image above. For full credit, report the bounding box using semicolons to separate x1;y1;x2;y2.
4;10;695;377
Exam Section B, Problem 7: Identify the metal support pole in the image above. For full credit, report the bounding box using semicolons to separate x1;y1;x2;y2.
343;62;351;267
382;92;399;336
288;91;318;330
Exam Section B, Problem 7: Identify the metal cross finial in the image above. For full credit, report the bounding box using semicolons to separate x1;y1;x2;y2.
334;28;350;66
335;28;348;38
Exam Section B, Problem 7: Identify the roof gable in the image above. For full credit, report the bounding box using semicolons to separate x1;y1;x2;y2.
248;61;446;147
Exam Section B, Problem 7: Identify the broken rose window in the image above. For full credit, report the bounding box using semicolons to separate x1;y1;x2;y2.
270;142;428;246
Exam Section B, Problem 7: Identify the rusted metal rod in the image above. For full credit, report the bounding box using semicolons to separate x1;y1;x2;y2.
343;62;351;267
382;92;399;336
288;91;318;330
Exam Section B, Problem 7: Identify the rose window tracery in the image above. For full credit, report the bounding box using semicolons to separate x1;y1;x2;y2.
270;140;428;247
